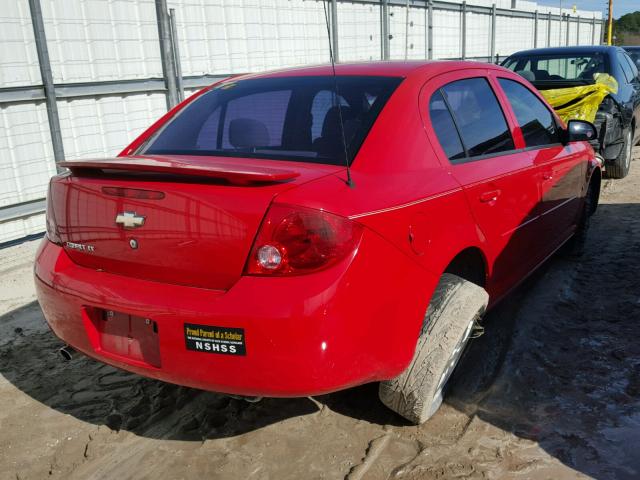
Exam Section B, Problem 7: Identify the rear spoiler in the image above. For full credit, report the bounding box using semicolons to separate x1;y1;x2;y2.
58;155;300;185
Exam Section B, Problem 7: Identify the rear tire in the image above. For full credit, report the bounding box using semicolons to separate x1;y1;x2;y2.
606;127;632;179
379;274;489;424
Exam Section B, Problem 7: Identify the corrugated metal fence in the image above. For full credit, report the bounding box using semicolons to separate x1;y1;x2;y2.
0;0;603;245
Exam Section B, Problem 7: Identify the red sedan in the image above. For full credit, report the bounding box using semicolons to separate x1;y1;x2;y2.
35;61;601;424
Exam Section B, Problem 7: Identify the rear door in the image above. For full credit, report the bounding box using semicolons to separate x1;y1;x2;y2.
495;75;584;251
423;71;542;298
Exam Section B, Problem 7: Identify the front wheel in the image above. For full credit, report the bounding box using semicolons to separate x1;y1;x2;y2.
379;274;489;424
564;174;599;257
606;127;632;179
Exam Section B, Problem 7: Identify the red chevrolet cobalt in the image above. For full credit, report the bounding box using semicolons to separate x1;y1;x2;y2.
35;61;600;424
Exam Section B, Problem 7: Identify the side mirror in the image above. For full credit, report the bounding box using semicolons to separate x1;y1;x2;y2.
565;119;598;143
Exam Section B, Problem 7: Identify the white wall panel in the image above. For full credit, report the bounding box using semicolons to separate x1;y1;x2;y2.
170;0;329;75
0;0;41;87
338;1;381;62
579;22;593;45
548;18;562;48
41;0;162;83
594;23;602;44
465;12;491;58
432;10;461;59
495;15;534;57
57;93;167;159
535;18;548;48
0;215;46;245
0;102;55;207
406;6;427;60
389;5;427;60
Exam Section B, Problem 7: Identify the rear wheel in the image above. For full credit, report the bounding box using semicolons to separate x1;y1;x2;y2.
379;274;489;424
606;127;632;179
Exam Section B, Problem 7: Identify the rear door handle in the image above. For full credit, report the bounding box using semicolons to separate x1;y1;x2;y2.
479;189;501;203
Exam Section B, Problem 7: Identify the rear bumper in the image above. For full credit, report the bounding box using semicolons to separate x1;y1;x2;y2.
34;234;432;397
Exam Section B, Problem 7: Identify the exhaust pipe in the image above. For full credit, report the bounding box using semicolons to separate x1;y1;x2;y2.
59;345;76;361
227;394;263;403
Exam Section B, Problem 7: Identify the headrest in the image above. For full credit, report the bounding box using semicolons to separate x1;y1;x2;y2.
532;69;550;80
321;106;355;138
229;118;270;148
516;70;536;82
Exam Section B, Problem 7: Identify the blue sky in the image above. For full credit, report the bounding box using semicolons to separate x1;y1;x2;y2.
535;0;637;18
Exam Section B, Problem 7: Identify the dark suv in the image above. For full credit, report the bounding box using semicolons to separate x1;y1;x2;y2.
502;46;640;178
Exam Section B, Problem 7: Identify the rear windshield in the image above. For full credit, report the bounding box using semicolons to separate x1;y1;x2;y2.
142;75;403;166
503;53;607;86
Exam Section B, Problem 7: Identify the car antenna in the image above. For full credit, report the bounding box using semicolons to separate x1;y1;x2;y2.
322;0;354;188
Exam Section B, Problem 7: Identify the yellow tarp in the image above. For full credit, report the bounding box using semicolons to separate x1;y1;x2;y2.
539;73;618;124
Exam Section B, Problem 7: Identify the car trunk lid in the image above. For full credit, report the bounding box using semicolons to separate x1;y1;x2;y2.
50;155;340;290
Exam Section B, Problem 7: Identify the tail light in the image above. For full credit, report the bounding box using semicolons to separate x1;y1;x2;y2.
45;183;62;245
245;204;363;276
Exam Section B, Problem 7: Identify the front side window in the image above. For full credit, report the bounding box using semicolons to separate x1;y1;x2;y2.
143;76;403;166
438;78;515;158
498;78;559;148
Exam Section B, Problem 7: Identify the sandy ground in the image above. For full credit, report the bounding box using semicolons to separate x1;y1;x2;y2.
1;149;639;480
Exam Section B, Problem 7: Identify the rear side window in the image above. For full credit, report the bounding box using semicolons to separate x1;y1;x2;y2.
144;76;403;166
429;90;465;161
620;52;638;81
498;78;559;147
432;78;514;159
618;53;635;83
628;55;639;78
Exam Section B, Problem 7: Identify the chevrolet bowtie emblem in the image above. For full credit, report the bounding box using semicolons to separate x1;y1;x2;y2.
115;211;146;229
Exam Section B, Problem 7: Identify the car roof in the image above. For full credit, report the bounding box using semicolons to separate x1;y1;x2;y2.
506;45;622;57
228;60;504;82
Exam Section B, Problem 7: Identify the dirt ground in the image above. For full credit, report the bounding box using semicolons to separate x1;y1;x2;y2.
1;149;639;480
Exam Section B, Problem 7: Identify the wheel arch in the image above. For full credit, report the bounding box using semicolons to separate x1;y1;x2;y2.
588;164;602;215
443;246;488;288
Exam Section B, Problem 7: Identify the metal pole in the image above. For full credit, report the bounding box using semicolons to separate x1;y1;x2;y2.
547;11;552;47
169;8;184;102
330;0;339;63
28;0;64;172
606;0;613;45
424;2;428;59
404;0;409;60
534;10;538;48
490;4;496;62
591;15;596;45
381;0;390;60
576;15;580;45
558;0;562;45
565;14;570;46
461;1;466;60
155;0;179;109
427;0;433;60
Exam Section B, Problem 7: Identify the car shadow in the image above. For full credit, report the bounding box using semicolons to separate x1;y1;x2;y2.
444;202;640;479
1;203;639;477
